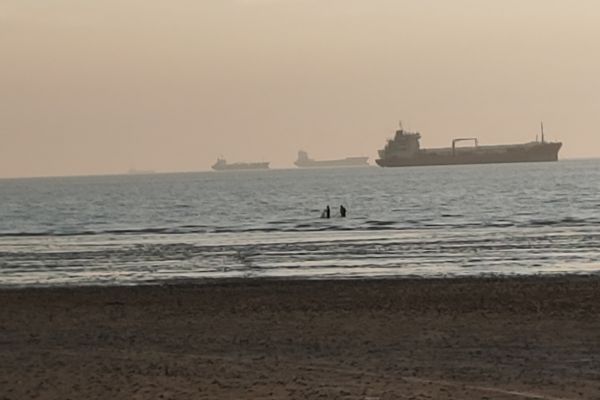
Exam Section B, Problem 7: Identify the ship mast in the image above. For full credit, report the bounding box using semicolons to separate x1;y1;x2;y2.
540;121;545;143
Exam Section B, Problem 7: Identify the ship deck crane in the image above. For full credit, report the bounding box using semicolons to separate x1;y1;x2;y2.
452;138;478;156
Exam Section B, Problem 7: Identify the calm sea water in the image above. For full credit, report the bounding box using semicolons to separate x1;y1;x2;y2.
1;160;599;287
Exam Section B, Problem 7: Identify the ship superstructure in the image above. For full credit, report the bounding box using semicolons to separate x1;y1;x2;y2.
376;123;562;167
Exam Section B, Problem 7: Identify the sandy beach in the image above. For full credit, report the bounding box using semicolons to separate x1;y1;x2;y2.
1;276;599;399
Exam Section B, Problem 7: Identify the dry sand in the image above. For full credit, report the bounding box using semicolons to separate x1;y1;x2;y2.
1;276;599;399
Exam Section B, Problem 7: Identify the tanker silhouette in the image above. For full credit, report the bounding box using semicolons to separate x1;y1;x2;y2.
376;123;562;167
212;158;270;171
294;151;369;168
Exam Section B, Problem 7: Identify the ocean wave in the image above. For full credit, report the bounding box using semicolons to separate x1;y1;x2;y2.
524;216;589;227
0;215;597;238
1;229;600;287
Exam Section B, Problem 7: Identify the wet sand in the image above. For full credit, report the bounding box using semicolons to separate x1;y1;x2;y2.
1;276;600;399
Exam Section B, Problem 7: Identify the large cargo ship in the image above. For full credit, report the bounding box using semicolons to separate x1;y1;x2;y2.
294;151;369;168
212;158;270;171
376;123;562;167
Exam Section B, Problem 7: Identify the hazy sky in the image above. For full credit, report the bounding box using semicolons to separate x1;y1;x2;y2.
1;0;599;177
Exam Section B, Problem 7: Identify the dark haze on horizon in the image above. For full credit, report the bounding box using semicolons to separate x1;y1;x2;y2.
1;0;599;178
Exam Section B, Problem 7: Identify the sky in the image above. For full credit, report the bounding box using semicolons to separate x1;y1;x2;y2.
1;0;599;177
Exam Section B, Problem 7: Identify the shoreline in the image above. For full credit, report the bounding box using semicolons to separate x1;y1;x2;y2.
1;275;599;399
3;271;600;291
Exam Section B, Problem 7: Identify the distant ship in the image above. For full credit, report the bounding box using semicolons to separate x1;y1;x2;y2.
376;123;562;167
294;151;369;168
211;158;270;171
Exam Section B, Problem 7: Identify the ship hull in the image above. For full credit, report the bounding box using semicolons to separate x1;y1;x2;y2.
295;157;369;168
376;143;561;167
212;162;270;171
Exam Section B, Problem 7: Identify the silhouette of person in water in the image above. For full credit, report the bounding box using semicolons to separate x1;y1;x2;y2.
340;205;347;218
321;205;331;219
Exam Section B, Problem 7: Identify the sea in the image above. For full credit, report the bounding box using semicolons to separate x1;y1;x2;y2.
1;159;599;287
